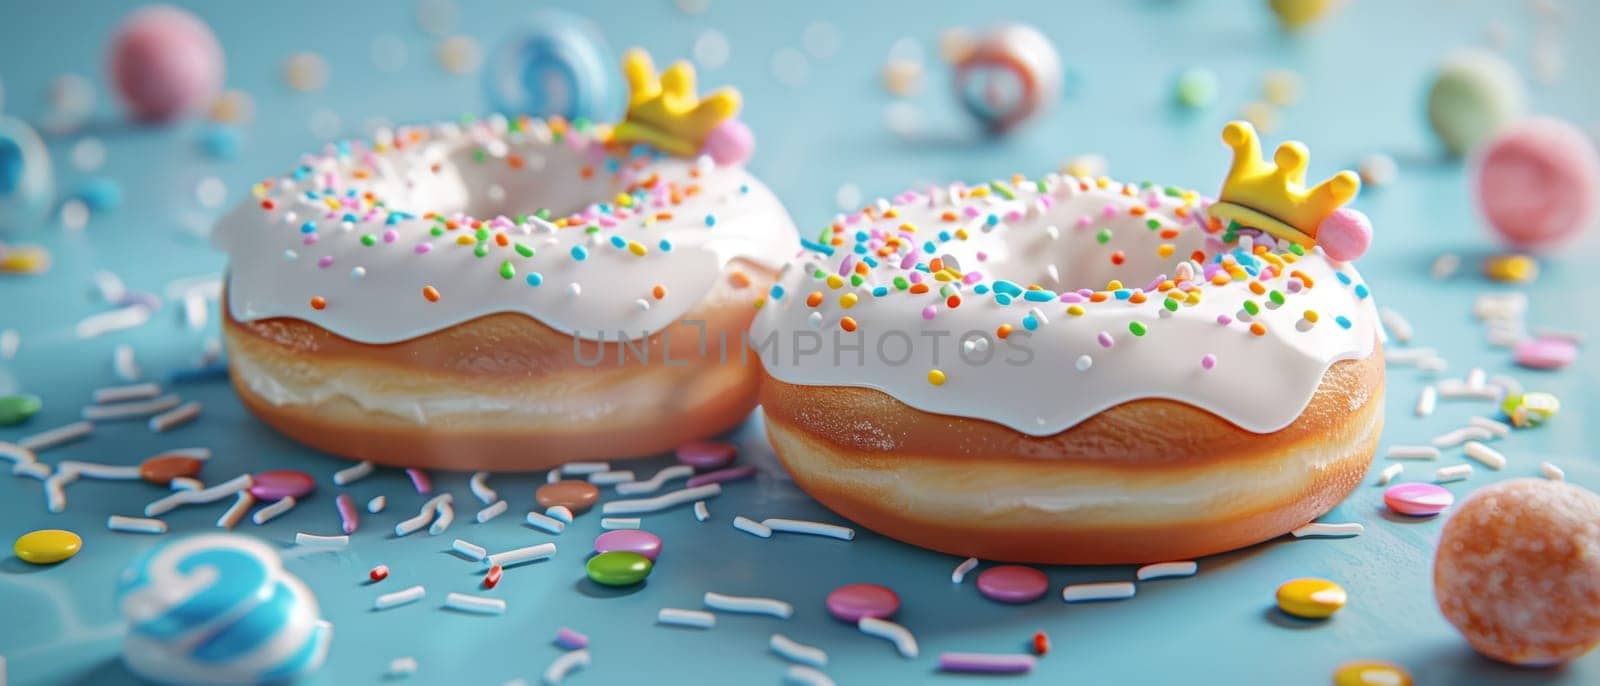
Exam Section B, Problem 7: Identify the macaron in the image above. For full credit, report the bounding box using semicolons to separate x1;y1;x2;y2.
1426;49;1525;157
1474;117;1600;250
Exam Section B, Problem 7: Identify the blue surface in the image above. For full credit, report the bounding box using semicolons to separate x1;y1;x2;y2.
3;1;1600;684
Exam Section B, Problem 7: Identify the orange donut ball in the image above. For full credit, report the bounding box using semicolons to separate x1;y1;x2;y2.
1434;478;1600;665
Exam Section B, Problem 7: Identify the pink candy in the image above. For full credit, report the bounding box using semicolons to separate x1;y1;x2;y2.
825;583;900;622
1513;337;1578;370
594;529;662;561
1385;482;1455;516
975;566;1049;604
676;440;737;470
248;469;316;501
108;5;224;123
1475;117;1600;250
700;119;754;166
1316;208;1373;262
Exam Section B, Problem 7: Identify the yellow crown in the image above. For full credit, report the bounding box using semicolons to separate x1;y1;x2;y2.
610;49;740;157
1207;120;1359;246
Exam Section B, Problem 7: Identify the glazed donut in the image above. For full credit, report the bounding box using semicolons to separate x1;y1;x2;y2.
752;122;1383;564
216;51;796;471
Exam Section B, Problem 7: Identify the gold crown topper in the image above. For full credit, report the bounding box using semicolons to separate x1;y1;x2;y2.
611;49;740;157
1207;121;1360;246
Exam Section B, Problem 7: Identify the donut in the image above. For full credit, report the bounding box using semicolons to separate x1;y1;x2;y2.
215;50;796;471
751;121;1383;564
116;533;331;684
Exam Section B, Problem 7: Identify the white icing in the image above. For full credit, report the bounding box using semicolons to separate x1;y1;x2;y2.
751;177;1380;436
214;115;796;343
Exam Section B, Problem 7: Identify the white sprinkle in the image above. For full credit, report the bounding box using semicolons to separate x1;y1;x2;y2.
615;465;694;495
333;460;374;486
13;461;51;480
44;473;69;512
734;516;773;538
952;557;979;583
1379;463;1404;486
0;442;39;470
1435;464;1474;482
56;461;140;480
858;617;918;658
703;591;793;618
429;501;455;535
1292;522;1364;538
588;470;635;485
1062;582;1137;602
296;533;349;547
545;505;573;523
542;649;590;685
486;542;557;568
1468;416;1512;438
476;500;509;523
562;461;608;475
693;501;710;522
525;510;566;534
452;539;488;561
1136;561;1198;581
1489;374;1524;397
1387;445;1442;460
368;495;387;513
112;343;139;380
1075;355;1093;371
83;394;181;421
762;518;855;541
1465;367;1487;390
1433;427;1494;448
146;474;253;516
603;483;722;515
1415;386;1437;417
1;329;20;359
216;491;255;529
149;401;201;432
468;471;497;504
395;494;450;536
108;515;167;534
1430;253;1461;279
387;656;418;678
658;608;716;629
170;477;202;492
163;447;212;461
546;469;561;484
1384;347;1438;364
601;517;640;530
445;592;506;615
1540;461;1565;481
1462;441;1507;470
182;292;208;330
1379;307;1413;343
375;585;426;610
1436;380;1499;400
784;665;836;686
770;633;829;668
76;305;152;339
19;421;94;453
92;382;160;403
252;496;297;525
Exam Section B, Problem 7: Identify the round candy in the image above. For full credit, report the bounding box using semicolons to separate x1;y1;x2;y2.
140;454;204;484
585;550;653;586
1384;482;1454;517
0;393;42;426
701;118;754;167
975;565;1049;604
1481;254;1538;283
1475;117;1600;250
484;10;620;122
108;5;225;122
14;529;82;564
1267;0;1340;30
1435;478;1600;665
248;469;315;500
1173;67;1218;110
1332;661;1412;686
1513;336;1577;370
594;529;662;561
1315;208;1372;262
826;583;900;622
1275;577;1346;619
537;480;600;513
1426;50;1525;157
0;116;54;230
676;440;738;470
1502;391;1559;428
953;24;1062;134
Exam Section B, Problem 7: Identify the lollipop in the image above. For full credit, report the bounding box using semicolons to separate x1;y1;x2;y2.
484;10;620;122
108;5;225;123
116;534;332;684
0;116;53;231
952;24;1062;134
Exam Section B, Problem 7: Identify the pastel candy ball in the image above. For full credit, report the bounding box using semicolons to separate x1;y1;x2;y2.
826;583;900;622
15;529;82;564
953;24;1062;134
585;550;653;586
1513;336;1578;370
248;469;316;500
108;5;225;122
1434;478;1600;665
700;119;755;167
1275;577;1346;619
484;10;619;122
1173;67;1218;110
1426;49;1525;156
0;116;55;230
975;565;1049;604
1383;482;1454;516
1315;208;1372;262
594;529;662;561
1474;117;1600;250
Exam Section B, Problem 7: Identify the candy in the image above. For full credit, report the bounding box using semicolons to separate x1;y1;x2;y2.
594;529;662;561
283;52;329;92
537;480;600;513
585;550;653;586
0;394;41;426
1474;117;1600;250
701;118;755;166
139;454;203;484
1383;482;1454;516
1275;578;1346;619
1315;208;1372;262
1267;0;1340;30
825;583;900;622
108;5;224;122
484;10;619;122
1481;254;1538;283
248;469;316;500
953;24;1062;134
1501;391;1559;428
0;244;51;273
14;529;82;564
1513;336;1577;370
0;116;54;230
676;440;737;469
1435;479;1600;665
974;565;1049;604
1332;661;1412;686
1173;67;1218;110
1426;50;1525;156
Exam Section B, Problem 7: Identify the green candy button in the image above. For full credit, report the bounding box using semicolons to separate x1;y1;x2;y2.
586;551;653;587
0;394;42;426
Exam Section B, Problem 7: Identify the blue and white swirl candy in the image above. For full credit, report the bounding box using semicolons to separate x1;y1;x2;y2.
116;534;332;685
0;116;54;232
484;10;620;122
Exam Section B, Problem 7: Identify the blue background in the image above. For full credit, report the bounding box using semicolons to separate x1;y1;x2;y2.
3;0;1599;684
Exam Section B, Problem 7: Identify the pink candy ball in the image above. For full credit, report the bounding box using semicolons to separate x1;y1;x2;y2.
1315;208;1372;262
108;5;224;123
1475;117;1600;250
700;119;754;166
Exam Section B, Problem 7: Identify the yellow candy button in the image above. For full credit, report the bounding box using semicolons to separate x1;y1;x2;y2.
1276;577;1346;619
1332;660;1412;686
1483;254;1538;283
14;529;83;564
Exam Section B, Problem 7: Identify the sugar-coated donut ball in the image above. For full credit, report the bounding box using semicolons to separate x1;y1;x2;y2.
1315;208;1372;262
1426;50;1525;157
1434;478;1600;666
701;118;754;166
1474;117;1600;251
108;5;225;122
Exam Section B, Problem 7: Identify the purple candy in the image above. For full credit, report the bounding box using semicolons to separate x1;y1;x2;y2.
1384;482;1454;516
555;627;589;650
975;565;1049;604
686;465;756;488
825;583;900;623
676;440;738;470
938;653;1037;674
594;529;662;561
248;469;315;501
1513;337;1578;370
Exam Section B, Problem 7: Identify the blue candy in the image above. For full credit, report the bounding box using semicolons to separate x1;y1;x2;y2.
0;116;54;231
485;10;620;122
